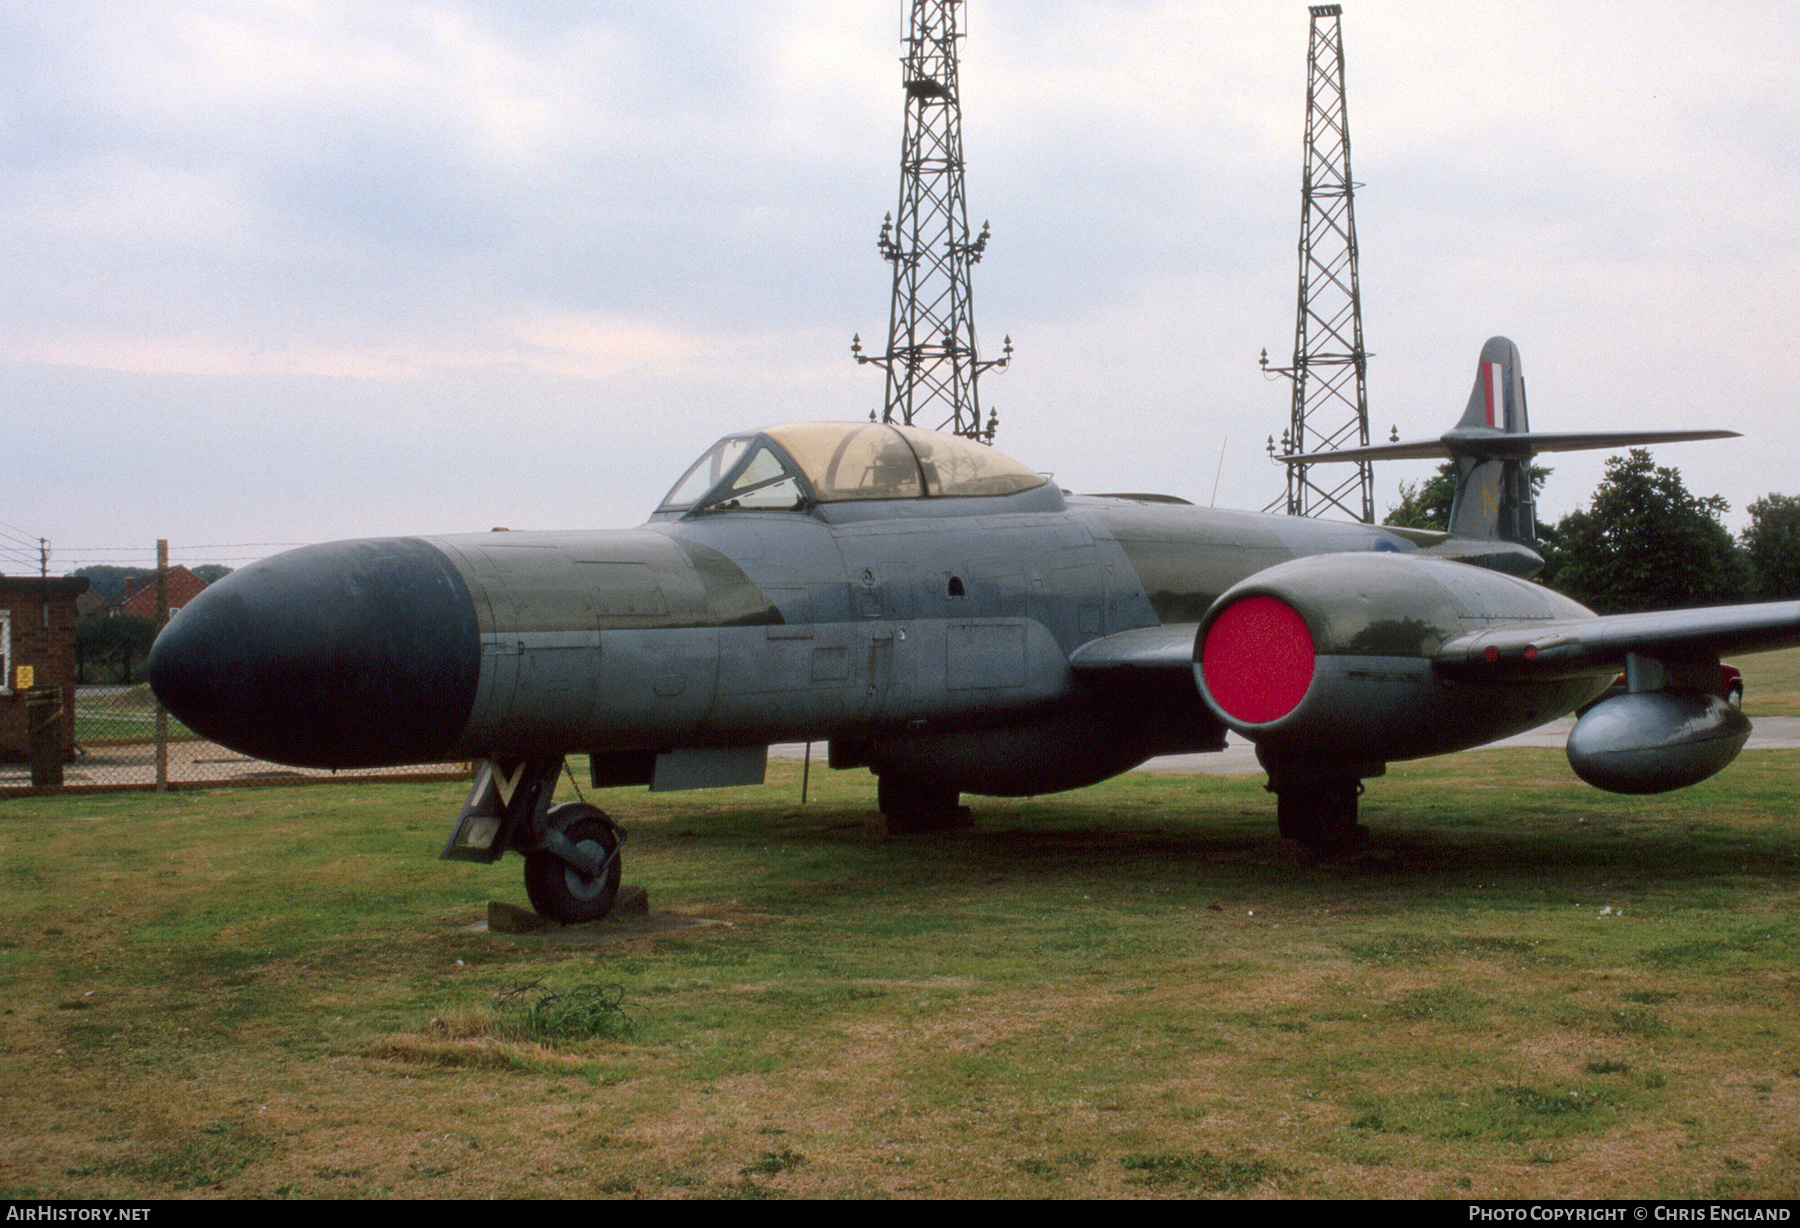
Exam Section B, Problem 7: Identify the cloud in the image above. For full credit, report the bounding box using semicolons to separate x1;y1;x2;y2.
3;0;1796;556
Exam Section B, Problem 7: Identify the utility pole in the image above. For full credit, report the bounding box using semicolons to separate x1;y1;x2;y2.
1262;4;1374;521
852;0;1011;442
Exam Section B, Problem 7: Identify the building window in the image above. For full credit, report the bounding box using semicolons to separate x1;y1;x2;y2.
0;609;11;696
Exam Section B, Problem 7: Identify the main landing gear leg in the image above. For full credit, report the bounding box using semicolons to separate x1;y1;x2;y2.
1258;750;1381;856
877;773;970;835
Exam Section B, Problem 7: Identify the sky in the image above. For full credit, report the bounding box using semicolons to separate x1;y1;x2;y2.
4;0;1795;575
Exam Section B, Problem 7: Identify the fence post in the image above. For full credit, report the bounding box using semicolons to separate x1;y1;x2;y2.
154;539;169;792
27;685;62;789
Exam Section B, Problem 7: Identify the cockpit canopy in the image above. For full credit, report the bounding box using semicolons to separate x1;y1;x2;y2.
658;422;1047;514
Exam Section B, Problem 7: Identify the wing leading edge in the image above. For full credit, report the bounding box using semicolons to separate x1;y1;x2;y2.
1434;600;1800;679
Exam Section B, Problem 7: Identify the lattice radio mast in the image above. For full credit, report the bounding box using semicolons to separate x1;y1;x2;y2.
1261;4;1374;521
852;0;1011;442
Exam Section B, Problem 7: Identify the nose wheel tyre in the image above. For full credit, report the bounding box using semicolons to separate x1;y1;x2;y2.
524;803;622;923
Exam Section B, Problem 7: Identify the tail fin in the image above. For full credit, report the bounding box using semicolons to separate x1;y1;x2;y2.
1455;335;1528;433
1280;335;1737;546
1446;336;1535;544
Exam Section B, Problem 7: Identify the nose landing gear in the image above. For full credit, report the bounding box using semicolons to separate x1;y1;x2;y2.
440;757;628;924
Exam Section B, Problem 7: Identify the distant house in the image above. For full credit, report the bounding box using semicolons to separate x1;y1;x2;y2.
113;566;208;619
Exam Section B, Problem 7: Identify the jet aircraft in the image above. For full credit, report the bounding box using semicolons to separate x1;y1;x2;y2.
149;338;1800;923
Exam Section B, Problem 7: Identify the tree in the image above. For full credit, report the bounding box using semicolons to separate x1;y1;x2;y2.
71;565;150;604
1544;450;1746;613
73;614;159;684
1741;494;1800;600
1385;465;1459;530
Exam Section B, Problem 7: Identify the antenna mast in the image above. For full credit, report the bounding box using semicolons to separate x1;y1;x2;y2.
852;0;1011;442
1262;4;1374;521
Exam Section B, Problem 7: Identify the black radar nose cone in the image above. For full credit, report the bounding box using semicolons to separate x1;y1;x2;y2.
148;537;480;769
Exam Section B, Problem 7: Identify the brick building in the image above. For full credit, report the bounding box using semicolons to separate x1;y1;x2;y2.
115;566;207;618
0;575;90;763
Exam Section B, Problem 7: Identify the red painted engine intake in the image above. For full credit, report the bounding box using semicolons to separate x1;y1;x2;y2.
1199;595;1315;725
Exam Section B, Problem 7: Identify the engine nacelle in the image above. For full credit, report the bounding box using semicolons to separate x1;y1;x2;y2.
1195;553;1607;763
1565;689;1750;793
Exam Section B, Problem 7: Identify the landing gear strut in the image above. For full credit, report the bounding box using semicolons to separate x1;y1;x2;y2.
1258;750;1380;856
877;773;968;834
1273;778;1368;855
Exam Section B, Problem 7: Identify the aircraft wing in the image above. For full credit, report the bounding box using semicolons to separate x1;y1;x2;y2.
1072;601;1800;684
1434;601;1800;677
1068;624;1199;678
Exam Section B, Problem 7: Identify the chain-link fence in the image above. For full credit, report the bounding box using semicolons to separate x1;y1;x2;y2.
0;683;468;793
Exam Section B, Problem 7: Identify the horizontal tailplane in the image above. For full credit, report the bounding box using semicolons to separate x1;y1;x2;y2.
1280;336;1737;545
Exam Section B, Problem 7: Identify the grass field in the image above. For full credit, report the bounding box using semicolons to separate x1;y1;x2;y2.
1741;645;1800;716
3;742;1798;1199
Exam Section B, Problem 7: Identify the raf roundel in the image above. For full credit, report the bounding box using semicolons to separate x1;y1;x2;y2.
1201;595;1316;725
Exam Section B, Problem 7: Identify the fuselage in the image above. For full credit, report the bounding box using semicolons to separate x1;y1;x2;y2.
149;480;1413;771
148;421;1607;798
447;487;1423;771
